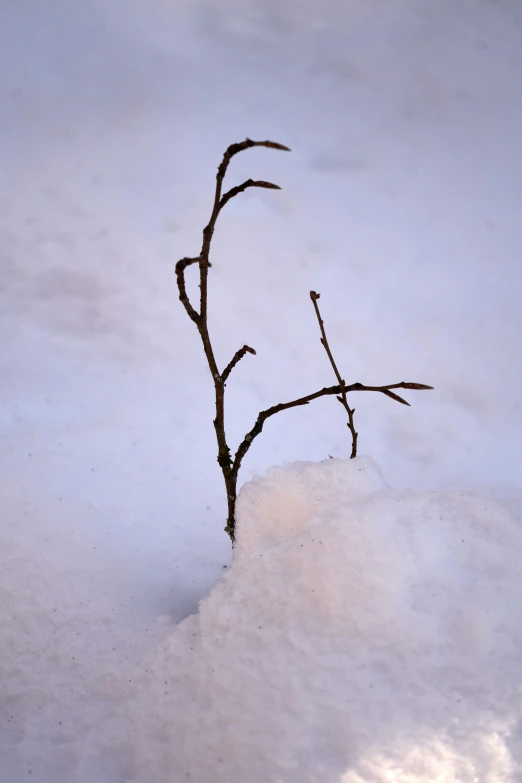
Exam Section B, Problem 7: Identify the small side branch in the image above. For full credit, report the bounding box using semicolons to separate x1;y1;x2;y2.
176;138;290;543
175;256;202;324
222;345;257;384
349;381;434;403
232;379;433;477
216;139;291;188
310;290;358;457
220;180;281;210
232;383;342;476
200;139;290;323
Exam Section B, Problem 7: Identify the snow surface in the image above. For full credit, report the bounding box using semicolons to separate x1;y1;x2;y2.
3;457;522;781
2;0;522;780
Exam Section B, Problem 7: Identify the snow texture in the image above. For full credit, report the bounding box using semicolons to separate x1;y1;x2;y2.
4;457;521;782
2;0;522;780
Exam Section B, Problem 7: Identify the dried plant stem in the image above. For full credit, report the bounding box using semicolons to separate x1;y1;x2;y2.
176;138;433;543
176;139;290;541
310;290;358;457
231;380;433;478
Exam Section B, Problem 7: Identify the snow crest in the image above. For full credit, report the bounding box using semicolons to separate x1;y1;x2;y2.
79;457;522;782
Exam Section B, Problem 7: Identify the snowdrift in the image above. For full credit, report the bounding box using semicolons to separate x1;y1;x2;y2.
3;457;522;781
87;457;522;781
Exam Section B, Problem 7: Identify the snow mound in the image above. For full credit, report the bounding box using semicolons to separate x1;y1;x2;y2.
81;456;522;782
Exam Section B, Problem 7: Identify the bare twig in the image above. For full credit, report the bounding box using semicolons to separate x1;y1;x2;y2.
176;256;202;324
176;137;433;544
220;180;281;210
199;140;290;323
231;379;433;479
310;290;358;457
222;345;257;384
175;138;290;542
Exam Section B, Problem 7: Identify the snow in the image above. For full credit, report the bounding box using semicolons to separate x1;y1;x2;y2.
3;457;522;781
2;0;522;779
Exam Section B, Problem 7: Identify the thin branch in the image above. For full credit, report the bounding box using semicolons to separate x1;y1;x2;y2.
220;180;281;210
232;384;340;476
217;140;291;187
232;379;433;477
176;136;432;544
200;139;290;321
310;290;358;457
175;256;202;324
222;345;257;384
176;138;290;542
350;381;433;396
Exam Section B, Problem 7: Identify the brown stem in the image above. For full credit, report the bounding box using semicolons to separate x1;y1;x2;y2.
222;345;257;384
231;379;433;479
310;290;358;457
176;257;202;324
175;138;290;542
175;137;433;544
200;140;290;323
220;180;281;210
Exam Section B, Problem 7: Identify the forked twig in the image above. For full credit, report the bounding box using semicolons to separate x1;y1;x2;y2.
176;138;433;543
222;345;257;384
232;379;433;476
176;138;291;541
310;290;358;457
307;291;433;458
